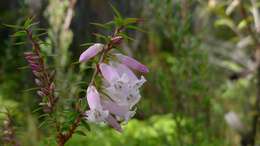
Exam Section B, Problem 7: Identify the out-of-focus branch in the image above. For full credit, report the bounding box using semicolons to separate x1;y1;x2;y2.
229;67;256;81
251;47;260;146
239;2;260;146
250;0;260;33
1;111;20;146
64;0;77;30
239;2;259;46
225;111;246;135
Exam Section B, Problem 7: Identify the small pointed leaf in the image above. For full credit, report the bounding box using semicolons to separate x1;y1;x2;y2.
75;130;87;136
81;119;91;131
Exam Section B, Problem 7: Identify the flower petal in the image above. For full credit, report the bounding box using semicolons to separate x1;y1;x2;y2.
87;85;102;110
79;43;103;62
105;114;123;132
115;53;149;73
99;63;119;83
102;100;129;117
85;109;109;123
102;100;135;122
113;62;138;80
134;76;146;88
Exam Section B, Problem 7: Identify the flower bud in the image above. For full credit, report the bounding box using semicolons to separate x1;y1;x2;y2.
35;79;42;86
30;64;40;71
3;120;9;126
115;53;149;73
49;82;55;91
111;36;123;45
24;51;35;56
39;102;47;106
49;70;56;81
41;88;49;95
79;43;104;62
32;71;42;77
37;90;46;97
87;85;102;110
3;130;9;135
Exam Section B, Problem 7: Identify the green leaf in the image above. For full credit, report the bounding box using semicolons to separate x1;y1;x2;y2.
127;25;146;33
90;22;110;29
114;17;124;27
92;33;109;41
110;4;122;19
23;16;39;29
124;18;139;25
75;130;87;136
11;30;26;37
18;65;30;70
73;81;88;85
36;32;48;37
38;113;50;119
105;21;115;26
23;87;39;92
39;41;51;46
26;22;39;29
39;120;47;128
32;28;48;31
3;24;23;29
214;18;235;29
119;33;135;41
237;19;247;30
32;107;43;113
80;42;94;47
81;119;91;131
14;42;27;46
24;18;33;28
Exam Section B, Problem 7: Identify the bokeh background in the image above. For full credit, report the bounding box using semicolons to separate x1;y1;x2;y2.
0;0;259;145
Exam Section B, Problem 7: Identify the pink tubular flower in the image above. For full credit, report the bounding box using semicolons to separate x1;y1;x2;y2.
114;63;138;81
79;43;104;62
99;63;119;82
85;86;123;132
99;62;146;109
102;99;135;122
115;53;149;73
86;85;102;110
85;85;109;123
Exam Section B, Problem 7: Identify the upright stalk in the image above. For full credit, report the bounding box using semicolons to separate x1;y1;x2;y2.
252;61;260;146
239;2;260;145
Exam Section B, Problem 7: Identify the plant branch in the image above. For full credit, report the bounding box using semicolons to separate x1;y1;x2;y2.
25;29;57;112
56;26;123;146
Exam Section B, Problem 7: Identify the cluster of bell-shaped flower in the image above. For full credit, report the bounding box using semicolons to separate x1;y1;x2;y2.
79;43;148;132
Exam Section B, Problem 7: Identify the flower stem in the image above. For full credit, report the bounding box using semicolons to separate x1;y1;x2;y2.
89;27;123;85
56;26;123;146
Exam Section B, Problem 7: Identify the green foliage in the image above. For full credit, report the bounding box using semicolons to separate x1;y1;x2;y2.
0;0;259;145
63;115;228;146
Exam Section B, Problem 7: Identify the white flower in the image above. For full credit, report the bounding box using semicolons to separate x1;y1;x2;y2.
101;99;136;123
99;62;146;109
85;109;109;123
84;85;109;123
84;86;123;132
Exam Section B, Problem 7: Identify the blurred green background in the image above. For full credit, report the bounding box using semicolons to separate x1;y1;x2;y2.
0;0;259;146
